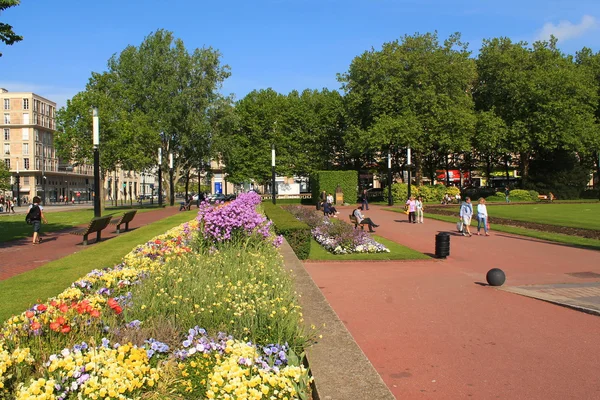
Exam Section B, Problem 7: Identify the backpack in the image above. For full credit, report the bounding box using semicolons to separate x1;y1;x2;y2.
26;205;41;225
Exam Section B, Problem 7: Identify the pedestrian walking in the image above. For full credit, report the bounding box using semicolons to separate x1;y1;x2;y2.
361;189;369;210
505;186;510;203
416;196;424;223
477;198;490;236
406;196;417;223
26;196;48;245
459;197;473;237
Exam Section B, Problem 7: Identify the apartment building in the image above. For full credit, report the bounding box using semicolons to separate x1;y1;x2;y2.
1;88;155;204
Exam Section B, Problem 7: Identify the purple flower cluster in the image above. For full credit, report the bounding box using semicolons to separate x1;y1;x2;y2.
173;326;232;359
285;205;389;254
196;192;282;247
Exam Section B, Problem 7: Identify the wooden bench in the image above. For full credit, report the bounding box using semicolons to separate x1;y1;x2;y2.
70;216;112;245
110;210;137;234
538;194;556;202
349;214;365;230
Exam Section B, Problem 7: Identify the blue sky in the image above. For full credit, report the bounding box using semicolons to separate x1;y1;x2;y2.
2;0;600;108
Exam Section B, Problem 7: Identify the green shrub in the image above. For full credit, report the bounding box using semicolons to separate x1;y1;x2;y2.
311;170;358;204
508;189;535;201
528;190;540;201
263;203;311;259
384;183;453;203
581;189;600;199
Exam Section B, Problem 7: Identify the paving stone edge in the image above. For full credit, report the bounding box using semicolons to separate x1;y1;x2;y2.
500;286;600;316
280;239;396;400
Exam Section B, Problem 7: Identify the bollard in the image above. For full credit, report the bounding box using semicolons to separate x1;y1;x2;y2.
486;268;506;286
435;232;450;258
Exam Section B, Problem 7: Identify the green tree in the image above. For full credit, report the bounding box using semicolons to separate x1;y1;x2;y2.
57;30;230;204
0;0;22;57
339;32;477;185
475;37;598;182
0;160;10;191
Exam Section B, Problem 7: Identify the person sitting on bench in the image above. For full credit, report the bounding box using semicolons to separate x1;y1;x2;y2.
353;206;379;232
179;195;193;211
323;201;338;217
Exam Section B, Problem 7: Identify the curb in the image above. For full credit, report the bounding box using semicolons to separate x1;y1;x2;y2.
280;239;395;400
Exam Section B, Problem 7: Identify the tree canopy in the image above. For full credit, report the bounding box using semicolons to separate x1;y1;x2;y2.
0;0;22;57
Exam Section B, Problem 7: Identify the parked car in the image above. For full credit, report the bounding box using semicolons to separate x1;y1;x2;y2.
208;194;227;203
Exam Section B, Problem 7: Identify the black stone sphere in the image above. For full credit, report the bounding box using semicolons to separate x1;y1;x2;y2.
486;268;506;287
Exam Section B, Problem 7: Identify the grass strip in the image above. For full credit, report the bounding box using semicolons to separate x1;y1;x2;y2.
386;209;600;251
424;203;600;231
308;235;429;261
0;205;164;243
0;211;194;323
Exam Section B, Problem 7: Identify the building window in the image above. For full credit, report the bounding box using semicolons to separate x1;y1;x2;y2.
23;143;29;155
4;159;9;169
22;128;29;141
3;99;9;110
4;113;9;124
3;143;9;155
24;158;29;170
23;113;29;124
3;128;8;140
35;129;39;142
23;98;29;110
35;158;40;170
24;177;29;185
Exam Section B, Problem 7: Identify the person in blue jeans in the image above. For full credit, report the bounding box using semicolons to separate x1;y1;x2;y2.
505;186;510;203
459;197;473;237
476;197;489;236
361;189;369;210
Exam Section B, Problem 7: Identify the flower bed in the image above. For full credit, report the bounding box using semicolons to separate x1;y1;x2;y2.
0;193;312;399
284;205;389;255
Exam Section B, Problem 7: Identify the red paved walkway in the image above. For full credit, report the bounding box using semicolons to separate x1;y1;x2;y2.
0;206;181;280
305;205;600;399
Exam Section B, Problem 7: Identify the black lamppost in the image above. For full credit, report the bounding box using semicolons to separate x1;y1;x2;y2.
157;147;163;207
15;157;21;207
407;146;412;199
271;144;276;205
388;149;393;206
92;107;101;217
169;152;174;206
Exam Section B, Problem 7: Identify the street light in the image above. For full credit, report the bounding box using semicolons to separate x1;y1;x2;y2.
92;107;101;217
388;149;393;206
15;157;21;207
157;147;163;207
271;144;276;205
407;146;412;199
169;152;174;206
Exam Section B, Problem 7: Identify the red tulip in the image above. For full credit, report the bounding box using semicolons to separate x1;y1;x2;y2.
49;322;60;331
25;311;34;318
31;322;41;330
61;325;71;334
37;304;47;312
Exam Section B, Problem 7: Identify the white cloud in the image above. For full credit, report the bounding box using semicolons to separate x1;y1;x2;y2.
536;15;598;42
0;81;79;109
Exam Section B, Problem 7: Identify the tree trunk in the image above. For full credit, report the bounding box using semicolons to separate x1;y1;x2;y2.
184;170;190;199
520;152;530;184
414;153;423;186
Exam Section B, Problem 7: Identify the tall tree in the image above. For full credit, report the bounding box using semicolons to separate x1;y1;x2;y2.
0;0;22;56
339;32;477;185
475;36;598;182
57;30;230;204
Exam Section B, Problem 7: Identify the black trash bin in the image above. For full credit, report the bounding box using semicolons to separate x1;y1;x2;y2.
435;232;450;258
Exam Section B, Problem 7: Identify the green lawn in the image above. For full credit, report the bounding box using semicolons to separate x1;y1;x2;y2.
0;211;194;323
431;203;600;230
308;235;429;261
0;205;165;243
412;212;600;252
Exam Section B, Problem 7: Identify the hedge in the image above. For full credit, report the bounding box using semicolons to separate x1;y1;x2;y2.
263;202;311;260
311;170;358;205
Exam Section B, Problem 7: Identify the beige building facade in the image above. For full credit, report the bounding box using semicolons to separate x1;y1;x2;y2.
1;88;152;205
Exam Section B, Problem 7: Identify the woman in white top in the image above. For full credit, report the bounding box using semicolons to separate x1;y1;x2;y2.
415;196;424;223
477;197;489;236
